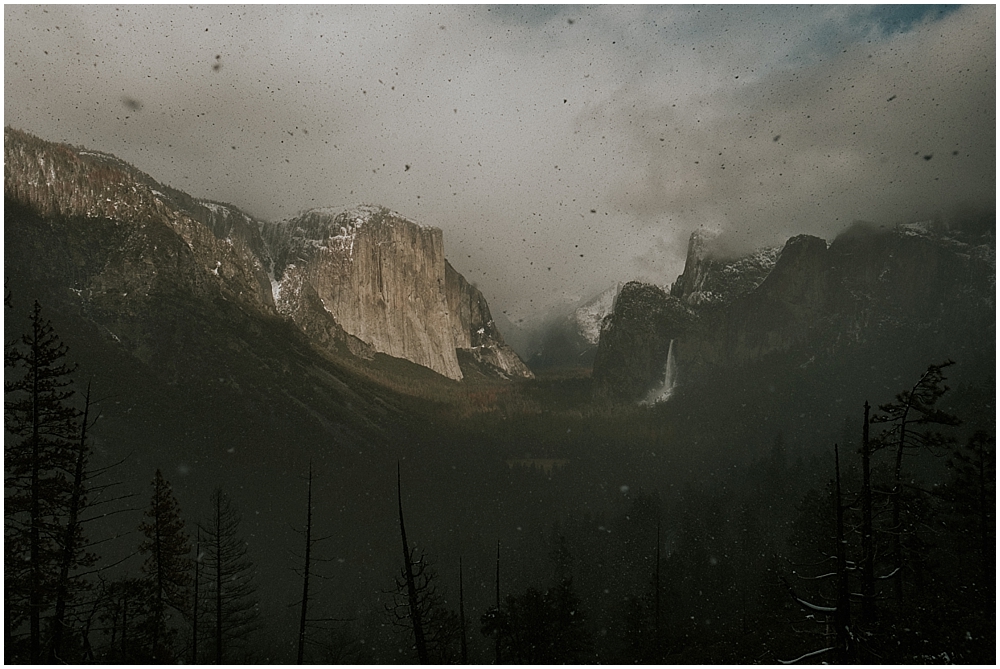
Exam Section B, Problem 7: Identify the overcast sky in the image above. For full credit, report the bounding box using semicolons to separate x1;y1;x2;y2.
5;4;995;322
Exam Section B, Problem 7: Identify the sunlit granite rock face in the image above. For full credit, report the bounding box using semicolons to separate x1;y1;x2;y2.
261;206;532;381
264;205;465;380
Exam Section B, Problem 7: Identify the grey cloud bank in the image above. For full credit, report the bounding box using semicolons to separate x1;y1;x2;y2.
5;5;994;321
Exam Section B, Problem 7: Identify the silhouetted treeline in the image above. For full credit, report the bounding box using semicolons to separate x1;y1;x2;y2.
4;299;994;663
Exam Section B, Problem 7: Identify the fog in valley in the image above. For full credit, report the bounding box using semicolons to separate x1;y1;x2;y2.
4;5;995;665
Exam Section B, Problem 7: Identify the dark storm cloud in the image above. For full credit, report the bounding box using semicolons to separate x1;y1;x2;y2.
4;5;993;320
595;6;993;254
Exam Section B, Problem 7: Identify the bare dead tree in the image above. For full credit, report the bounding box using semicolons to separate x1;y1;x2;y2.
860;400;875;627
780;444;853;664
459;557;468;664
395;462;428;663
871;361;959;604
49;381;97;662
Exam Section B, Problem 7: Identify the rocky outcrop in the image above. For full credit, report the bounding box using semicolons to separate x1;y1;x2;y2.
573;283;622;347
263;206;464;380
3;127;275;317
591;282;696;400
262;206;532;381
445;261;533;379
670;229;780;306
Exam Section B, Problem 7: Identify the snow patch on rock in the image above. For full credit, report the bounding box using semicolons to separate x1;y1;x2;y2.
573;283;622;345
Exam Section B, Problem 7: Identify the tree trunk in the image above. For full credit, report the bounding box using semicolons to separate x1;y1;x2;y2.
397;463;428;663
29;319;42;665
495;541;501;665
834;444;851;664
892;422;905;606
192;529;200;664
215;503;223;664
297;463;313;665
49;383;91;662
459;557;468;664
861;401;875;627
655;518;662;644
153;480;164;660
121;592;128;660
977;439;988;577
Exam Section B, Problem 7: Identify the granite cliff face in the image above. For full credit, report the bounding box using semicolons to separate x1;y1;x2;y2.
263;206;464;380
591;282;695;399
261;206;531;381
594;223;995;401
670;229;780;306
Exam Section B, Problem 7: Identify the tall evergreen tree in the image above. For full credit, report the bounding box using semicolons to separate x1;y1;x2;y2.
93;577;152;663
458;557;468;664
482;533;591;664
4;300;81;663
192;528;201;664
780;445;855;664
138;469;192;662
198;488;260;664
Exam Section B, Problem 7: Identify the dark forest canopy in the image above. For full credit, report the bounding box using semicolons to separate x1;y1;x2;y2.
3;291;994;663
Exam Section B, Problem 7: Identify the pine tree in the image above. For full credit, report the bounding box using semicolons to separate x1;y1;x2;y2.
296;463;315;665
941;431;995;580
4;300;81;663
138;469;192;662
482;533;591;664
96;577;153;663
198;488;260;663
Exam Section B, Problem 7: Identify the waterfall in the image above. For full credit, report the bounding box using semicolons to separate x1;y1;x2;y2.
642;339;678;405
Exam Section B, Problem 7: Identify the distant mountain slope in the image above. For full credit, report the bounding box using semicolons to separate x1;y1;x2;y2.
521;284;622;372
594;223;995;402
4;126;530;385
3;130;407;453
670;229;780;306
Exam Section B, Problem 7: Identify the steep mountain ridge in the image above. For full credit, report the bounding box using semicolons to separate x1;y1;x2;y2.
444;260;533;379
670;229;781;306
4;127;274;317
4;127;530;384
594;223;995;401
